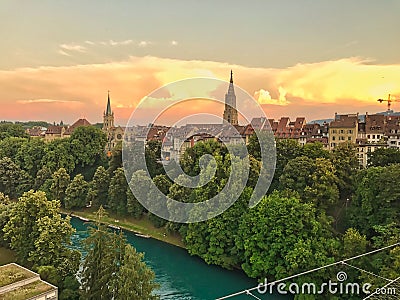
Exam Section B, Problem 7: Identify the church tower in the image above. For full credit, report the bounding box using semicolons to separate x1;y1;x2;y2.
103;91;114;131
223;70;238;125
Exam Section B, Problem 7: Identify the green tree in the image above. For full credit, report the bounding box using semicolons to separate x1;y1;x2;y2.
368;147;400;167
247;133;261;160
90;166;110;208
81;208;158;300
50;168;70;206
0;137;27;161
279;156;315;196
70;126;107;167
0;156;32;198
81;214;124;300
108;168;128;214
302;142;330;159
330;141;359;200
347;164;400;236
34;166;53;191
0;123;28;140
145;140;164;178
148;175;172;227
186;187;252;269
236;191;338;280
280;156;339;210
343;228;368;258
42;138;75;173
108;141;122;176
15;138;46;177
0;192;14;247
271;139;302;191
112;244;159;300
64;174;88;209
3;191;80;277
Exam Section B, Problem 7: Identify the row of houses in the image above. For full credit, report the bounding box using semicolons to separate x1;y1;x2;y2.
26;118;92;141
271;112;400;167
25;112;400;168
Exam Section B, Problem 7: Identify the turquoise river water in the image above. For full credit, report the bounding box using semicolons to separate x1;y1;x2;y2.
70;217;289;300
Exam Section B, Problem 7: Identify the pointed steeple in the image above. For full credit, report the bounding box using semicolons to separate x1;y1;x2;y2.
223;70;238;126
106;91;112;116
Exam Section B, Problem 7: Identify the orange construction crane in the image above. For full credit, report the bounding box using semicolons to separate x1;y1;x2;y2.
377;94;400;112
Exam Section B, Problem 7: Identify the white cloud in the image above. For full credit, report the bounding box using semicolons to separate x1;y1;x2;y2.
138;40;151;47
254;88;290;106
60;43;87;52
58;49;71;56
278;86;289;104
109;39;133;46
171;40;178;46
85;40;95;45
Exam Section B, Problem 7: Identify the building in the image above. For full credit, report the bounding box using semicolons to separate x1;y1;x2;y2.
328;113;359;150
299;123;329;148
102;92;125;154
356;139;388;167
386;115;400;149
364;113;386;143
328;112;400;166
43;118;91;141
160;72;256;162
26;118;91;141
269;117;306;139
43;125;67;141
26;127;46;138
222;71;238;126
0;263;58;300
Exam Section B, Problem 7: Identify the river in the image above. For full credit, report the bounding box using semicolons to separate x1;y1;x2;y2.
70;217;289;300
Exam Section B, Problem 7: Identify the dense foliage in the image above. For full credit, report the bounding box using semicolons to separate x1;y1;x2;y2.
0;126;399;299
80;208;159;300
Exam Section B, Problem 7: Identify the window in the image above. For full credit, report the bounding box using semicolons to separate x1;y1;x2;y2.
332;129;337;134
348;136;351;141
372;135;375;139
332;136;336;141
348;130;353;134
367;135;370;139
340;130;344;134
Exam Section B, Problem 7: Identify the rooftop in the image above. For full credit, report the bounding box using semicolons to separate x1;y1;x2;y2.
0;263;57;300
0;264;35;288
0;280;53;300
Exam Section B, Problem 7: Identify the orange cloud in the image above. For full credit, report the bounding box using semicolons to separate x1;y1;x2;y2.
1;56;399;125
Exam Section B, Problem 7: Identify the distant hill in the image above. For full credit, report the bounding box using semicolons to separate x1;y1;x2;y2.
0;121;53;129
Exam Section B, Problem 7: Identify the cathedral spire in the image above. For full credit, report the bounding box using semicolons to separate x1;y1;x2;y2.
223;70;238;126
106;90;112;116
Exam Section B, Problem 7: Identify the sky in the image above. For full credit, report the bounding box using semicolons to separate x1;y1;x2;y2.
1;0;400;125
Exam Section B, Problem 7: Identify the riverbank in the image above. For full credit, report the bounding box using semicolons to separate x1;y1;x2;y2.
60;208;185;248
0;247;15;265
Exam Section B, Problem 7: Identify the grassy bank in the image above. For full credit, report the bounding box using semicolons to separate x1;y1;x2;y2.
61;208;185;248
0;247;16;265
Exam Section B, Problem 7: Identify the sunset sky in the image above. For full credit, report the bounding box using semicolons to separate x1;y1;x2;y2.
1;0;400;125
